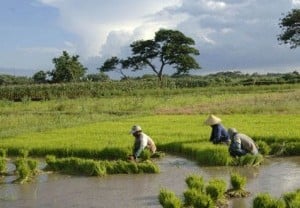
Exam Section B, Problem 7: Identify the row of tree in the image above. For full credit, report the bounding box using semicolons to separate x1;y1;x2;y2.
1;9;299;85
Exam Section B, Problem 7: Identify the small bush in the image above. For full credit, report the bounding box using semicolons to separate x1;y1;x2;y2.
158;188;182;208
253;193;285;208
230;172;246;190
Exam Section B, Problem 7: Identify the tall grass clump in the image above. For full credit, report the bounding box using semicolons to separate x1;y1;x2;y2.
196;146;231;166
158;188;182;208
253;193;285;208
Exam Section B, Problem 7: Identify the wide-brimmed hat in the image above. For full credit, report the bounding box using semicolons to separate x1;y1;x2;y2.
204;115;222;126
130;125;142;134
228;128;238;138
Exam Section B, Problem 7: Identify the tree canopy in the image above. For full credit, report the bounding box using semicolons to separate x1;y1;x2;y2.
278;9;300;49
50;51;87;83
100;29;200;81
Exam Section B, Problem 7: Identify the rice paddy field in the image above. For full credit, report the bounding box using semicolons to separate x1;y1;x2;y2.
0;84;299;165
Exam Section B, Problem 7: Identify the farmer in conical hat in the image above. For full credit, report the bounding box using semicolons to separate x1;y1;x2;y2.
204;115;230;144
228;128;258;157
130;125;156;161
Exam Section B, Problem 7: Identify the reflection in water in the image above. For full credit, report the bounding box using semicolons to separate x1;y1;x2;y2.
0;156;300;208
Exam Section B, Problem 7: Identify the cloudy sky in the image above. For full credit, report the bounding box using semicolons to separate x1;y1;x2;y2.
1;0;300;77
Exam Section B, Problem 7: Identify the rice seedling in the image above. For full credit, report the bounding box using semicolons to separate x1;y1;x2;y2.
0;149;6;157
226;172;250;198
205;178;227;202
282;189;300;208
0;158;6;174
45;156;159;176
13;158;38;183
183;188;214;207
256;140;271;155
185;174;205;192
253;193;285;208
232;154;264;166
158;188;182;208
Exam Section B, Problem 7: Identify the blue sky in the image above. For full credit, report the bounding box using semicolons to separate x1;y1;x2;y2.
0;0;300;78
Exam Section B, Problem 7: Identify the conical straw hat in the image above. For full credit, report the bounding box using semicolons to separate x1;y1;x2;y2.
204;115;221;126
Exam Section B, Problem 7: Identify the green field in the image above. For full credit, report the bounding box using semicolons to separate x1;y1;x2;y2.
0;84;299;165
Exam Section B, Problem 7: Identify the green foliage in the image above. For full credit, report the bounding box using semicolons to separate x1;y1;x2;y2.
256;141;271;155
283;190;300;208
0;158;6;173
253;193;285;208
184;188;214;207
158;188;182;208
0;149;7;157
278;9;300;49
232;154;264;166
205;178;227;201
50;51;87;83
185;175;205;192
196;146;231;166
33;70;48;84
14;158;38;183
230;172;247;190
45;156;159;176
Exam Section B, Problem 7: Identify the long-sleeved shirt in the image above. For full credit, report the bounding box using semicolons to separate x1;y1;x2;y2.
133;132;156;158
209;124;230;144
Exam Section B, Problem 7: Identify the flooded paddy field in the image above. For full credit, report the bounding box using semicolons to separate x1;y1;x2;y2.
0;155;300;208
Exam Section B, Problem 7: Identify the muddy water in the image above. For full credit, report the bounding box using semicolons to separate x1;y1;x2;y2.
0;156;300;208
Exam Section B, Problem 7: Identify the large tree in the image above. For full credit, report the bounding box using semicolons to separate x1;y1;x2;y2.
100;29;200;81
50;51;87;83
278;9;300;49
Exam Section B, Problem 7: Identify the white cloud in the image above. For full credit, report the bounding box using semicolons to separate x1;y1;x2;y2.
292;0;300;6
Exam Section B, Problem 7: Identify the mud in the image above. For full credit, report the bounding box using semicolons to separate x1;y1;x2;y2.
0;156;300;208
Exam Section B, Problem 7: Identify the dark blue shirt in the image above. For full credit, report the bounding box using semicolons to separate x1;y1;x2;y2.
210;124;230;144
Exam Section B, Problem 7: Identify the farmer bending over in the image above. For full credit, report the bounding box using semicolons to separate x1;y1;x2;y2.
204;115;230;145
228;128;259;157
130;125;156;161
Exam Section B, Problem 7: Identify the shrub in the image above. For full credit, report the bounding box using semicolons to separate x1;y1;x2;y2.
230;172;247;190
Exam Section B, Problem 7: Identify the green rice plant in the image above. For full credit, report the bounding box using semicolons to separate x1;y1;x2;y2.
193;193;215;208
233;154;263;166
253;193;285;208
205;178;227;201
256;140;271;155
196;146;231;166
230;172;246;190
158;188;182;208
139;149;151;161
184;188;214;207
14;158;31;183
136;160;160;173
185;174;205;192
0;157;6;174
282;189;300;208
0;149;7;157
